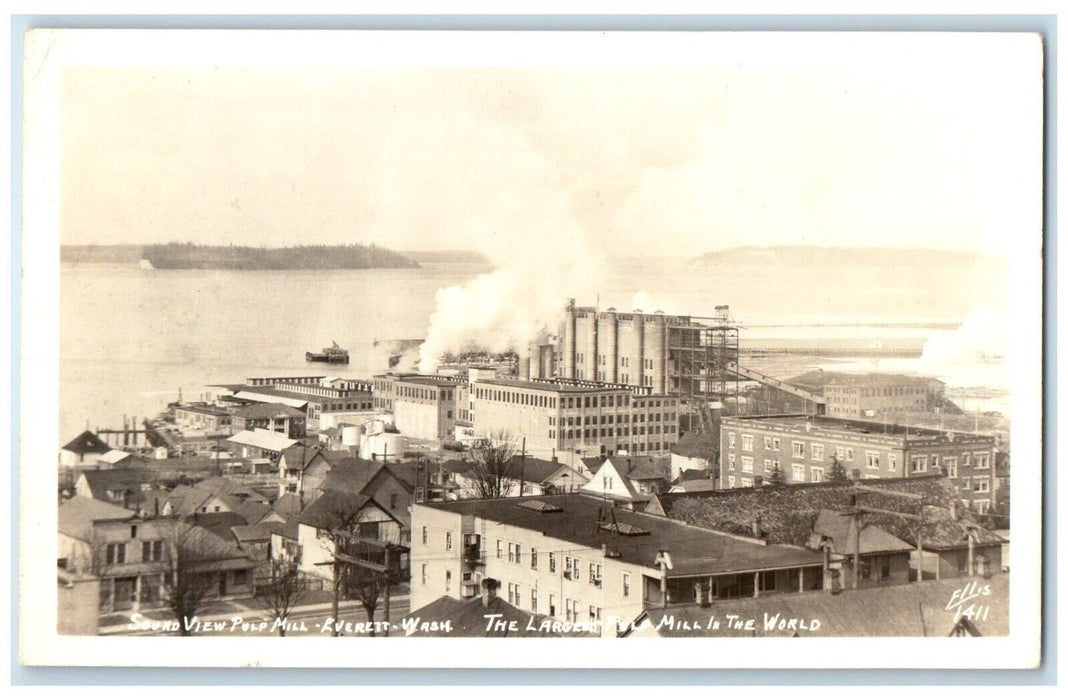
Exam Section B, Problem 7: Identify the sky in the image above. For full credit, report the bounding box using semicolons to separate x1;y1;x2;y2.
58;32;1042;258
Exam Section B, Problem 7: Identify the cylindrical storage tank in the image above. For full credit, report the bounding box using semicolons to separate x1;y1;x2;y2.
563;300;577;379
518;349;531;380
382;433;406;459
341;425;362;447
584;311;598;382
603;310;618;383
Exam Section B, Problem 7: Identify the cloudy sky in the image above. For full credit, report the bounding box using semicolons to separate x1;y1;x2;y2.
59;32;1042;257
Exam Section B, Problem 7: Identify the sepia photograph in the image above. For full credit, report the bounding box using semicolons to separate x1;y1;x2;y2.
18;27;1044;670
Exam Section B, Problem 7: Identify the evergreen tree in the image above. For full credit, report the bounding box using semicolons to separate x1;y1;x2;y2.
829;455;850;482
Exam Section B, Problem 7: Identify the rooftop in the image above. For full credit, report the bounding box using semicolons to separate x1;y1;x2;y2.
721;414;987;441
637;574;1008;637
79;468;158;496
419;493;825;577
789;370;944;389
812;509;914;555
476;377;631;394
58;496;135;538
227;429;298;453
62;430;111;455
233;403;305;420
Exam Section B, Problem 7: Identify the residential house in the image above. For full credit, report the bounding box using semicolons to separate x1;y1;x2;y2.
59;430;113;487
670;432;717;482
808;509;913;588
579;454;672;507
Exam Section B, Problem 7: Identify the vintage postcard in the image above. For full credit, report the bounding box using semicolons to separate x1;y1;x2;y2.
19;29;1043;669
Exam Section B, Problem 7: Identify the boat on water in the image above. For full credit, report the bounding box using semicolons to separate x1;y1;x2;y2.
306;341;350;364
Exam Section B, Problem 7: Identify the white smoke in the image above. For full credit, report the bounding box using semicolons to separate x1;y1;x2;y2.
918;306;1008;372
417;194;607;373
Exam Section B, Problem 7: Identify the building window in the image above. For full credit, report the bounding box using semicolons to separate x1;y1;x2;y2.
741;435;753;451
763;436;773;450
811;444;824;461
590;563;602;587
515;544;522;565
508;542;515;563
975;477;991;494
141;540;162;562
549;594;557;617
589;606;602;623
792;464;804;482
975;453;990;470
728;454;736;471
792;442;804;458
773;438;781;450
531;547;538;569
974;500;990;515
422;526;429;545
962;453;972;466
727;432;736;449
741;456;754;473
962;477;972;490
421;564;428;585
549;552;557;573
105;543;126;565
911;456;927;473
945;458;958;478
390;494;398;509
740;477;753;487
728;475;736;488
446;531;453;551
623;572;631;597
888;454;898;473
445;570;452;592
531;588;538;613
497;539;503;559
810;467;824;483
866;452;880;469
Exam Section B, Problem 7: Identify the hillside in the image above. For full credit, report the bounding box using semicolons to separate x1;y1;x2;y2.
140;242;418;270
691;246;1002;268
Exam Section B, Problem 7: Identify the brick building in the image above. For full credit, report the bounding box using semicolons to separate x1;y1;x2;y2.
719;414;998;513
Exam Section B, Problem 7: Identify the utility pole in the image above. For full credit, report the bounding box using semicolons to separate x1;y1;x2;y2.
520;437;527;496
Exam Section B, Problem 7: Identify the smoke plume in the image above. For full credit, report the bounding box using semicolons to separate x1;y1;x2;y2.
918;305;1008;372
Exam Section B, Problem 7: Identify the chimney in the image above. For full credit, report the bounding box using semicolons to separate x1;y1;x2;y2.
154;497;160;517
481;577;499;607
751;518;762;538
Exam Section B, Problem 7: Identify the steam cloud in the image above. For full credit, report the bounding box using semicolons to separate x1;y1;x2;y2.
918;305;1008;373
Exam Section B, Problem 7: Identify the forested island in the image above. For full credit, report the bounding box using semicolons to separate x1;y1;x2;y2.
64;242;421;270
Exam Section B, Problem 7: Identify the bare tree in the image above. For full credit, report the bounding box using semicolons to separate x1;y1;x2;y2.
467;430;520;499
158;521;229;636
337;548;387;638
254;564;310;637
316;499;365;637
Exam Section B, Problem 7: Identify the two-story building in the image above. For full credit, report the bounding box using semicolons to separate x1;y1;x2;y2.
719;415;998;512
411;494;828;637
231;403;306;438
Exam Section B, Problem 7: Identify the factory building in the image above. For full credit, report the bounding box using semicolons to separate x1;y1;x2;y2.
371;373;463;442
470;377;679;461
541;300;740;411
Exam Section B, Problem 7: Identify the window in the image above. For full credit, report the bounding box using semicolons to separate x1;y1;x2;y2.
945;458;958;478
975;477;991;494
445;570;452;591
130;525;138;539
880;558;892;580
773;438;781;450
421;564;428;585
846;448;854;461
390;494;398;509
106;543;126;565
741;456;754;474
741;435;754;451
728;432;736;449
792;464;805;482
764;437;773;450
508;542;515;563
531;547;538;569
507;583;516;604
421;526;429;545
141;540;162;562
974;500;990;515
446;531;453;551
888;454;898;473
515;544;523;565
836;445;846;460
740;477;753;487
589;606;602;623
531;588;538;613
728;475;736;488
811;444;824;461
497;539;503;559
911;456;928;473
975;453;990;470
728;454;736;471
623;572;631;597
792;442;804;458
590;563;602;587
810;467;824;483
931;454;940;472
961;477;972;490
549;594;557;617
565;599;574;622
962;453;972;466
866;451;880;470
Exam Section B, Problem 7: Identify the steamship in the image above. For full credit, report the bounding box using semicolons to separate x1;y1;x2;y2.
306;341;350;364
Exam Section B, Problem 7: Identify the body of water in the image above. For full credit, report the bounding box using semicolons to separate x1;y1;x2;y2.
59;256;1010;442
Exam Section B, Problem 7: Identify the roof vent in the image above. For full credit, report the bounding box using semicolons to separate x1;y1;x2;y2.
599;522;650;536
517;499;562;513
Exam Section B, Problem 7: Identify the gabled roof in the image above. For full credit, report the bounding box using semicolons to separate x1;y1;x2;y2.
296;490;376;530
232;499;274;525
97;449;132;465
617;455;671;482
272;492;304;519
79;468;157;498
62;430;111;455
165;484;234;517
58;496;135;538
812;510;913;555
231;521;287;543
184;511;248;540
405;595;581;637
318;460;380;495
503;456;583;485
